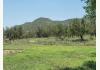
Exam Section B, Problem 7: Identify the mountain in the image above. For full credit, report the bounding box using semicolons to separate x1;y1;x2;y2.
4;17;82;38
17;17;81;33
33;17;52;23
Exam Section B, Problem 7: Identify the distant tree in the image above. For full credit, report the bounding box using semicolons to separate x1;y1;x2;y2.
4;27;15;41
11;25;23;39
65;22;74;37
69;18;86;41
55;24;65;40
17;26;23;39
83;16;96;36
4;25;23;42
79;18;86;40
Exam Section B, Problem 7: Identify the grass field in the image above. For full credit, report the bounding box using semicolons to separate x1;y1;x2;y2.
4;38;96;70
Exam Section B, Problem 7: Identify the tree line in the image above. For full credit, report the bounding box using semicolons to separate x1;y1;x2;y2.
4;17;95;41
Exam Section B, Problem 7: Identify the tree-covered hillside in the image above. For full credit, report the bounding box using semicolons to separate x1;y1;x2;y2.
4;17;96;41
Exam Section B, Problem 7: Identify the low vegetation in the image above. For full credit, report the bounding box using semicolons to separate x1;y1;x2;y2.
4;46;96;70
4;37;96;70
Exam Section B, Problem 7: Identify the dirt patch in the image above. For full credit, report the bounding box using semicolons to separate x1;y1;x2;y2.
4;49;23;56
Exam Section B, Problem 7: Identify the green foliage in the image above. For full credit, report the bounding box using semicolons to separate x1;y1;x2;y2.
68;18;86;40
4;17;96;41
82;0;96;36
83;16;96;36
60;61;96;70
4;25;23;41
82;0;96;19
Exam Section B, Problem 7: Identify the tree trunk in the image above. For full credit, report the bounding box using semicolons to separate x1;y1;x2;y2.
80;35;84;41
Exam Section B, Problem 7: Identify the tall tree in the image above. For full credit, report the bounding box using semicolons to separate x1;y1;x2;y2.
69;18;86;41
82;0;96;21
82;0;96;36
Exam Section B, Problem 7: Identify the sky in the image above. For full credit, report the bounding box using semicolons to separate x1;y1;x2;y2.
4;0;85;27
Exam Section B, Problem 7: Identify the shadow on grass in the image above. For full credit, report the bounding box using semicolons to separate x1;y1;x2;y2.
60;61;96;70
71;39;88;42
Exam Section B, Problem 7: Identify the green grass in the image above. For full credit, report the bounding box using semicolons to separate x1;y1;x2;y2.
4;38;96;70
4;37;96;50
4;46;96;70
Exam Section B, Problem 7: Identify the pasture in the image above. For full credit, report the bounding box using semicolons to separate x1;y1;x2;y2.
4;37;96;70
